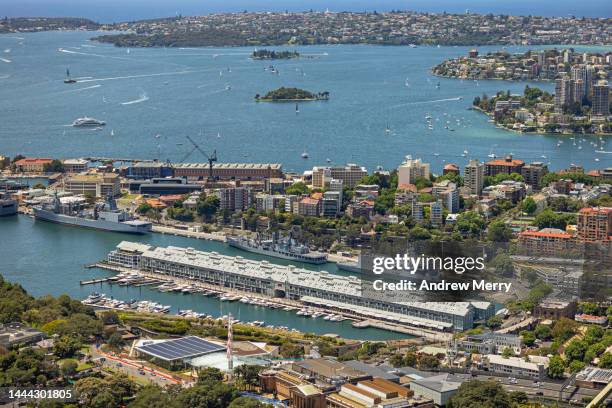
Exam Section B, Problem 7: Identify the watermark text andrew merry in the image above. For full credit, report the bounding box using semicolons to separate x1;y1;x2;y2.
370;254;512;293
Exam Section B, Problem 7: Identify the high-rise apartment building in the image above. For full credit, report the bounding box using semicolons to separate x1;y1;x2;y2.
464;160;485;196
592;80;610;116
398;156;430;186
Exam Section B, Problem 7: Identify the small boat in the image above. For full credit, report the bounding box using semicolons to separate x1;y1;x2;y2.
295;103;299;113
326;158;331;163
301;152;309;159
64;68;76;84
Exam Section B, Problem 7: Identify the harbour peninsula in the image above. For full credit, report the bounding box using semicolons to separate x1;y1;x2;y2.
433;48;612;81
88;11;612;47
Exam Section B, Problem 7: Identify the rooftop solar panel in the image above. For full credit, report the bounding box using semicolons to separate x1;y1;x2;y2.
136;336;226;361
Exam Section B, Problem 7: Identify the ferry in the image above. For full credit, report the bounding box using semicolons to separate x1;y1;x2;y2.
72;117;106;127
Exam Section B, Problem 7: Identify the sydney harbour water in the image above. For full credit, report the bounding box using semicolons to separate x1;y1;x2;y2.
0;31;609;173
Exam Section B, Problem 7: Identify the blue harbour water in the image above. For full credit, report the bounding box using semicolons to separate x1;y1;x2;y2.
0;31;609;173
0;31;610;339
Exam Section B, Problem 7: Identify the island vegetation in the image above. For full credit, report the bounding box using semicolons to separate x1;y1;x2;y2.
251;49;300;60
255;87;329;102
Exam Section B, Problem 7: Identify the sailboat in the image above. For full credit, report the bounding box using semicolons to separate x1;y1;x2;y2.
301;151;309;159
385;123;391;134
64;68;76;84
295;103;299;114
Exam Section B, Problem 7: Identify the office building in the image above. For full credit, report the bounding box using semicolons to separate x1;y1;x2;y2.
464;160;484;196
518;229;576;256
297;197;321;217
592;80;610;116
432;180;459;213
398;156;429;186
137;178;202;196
0;322;45;348
451;332;522;355
322;191;341;217
577;207;612;242
409;373;463;406
521;162;548;191
128;161;173;179
219;187;253;211
64;172;120;197
173;163;282;181
484;155;524;177
255;193;285;212
312;164;367;189
482;355;548;380
554;76;572;113
62;158;89;173
14;158;53;173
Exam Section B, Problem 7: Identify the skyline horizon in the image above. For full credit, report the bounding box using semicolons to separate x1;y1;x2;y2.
2;0;611;23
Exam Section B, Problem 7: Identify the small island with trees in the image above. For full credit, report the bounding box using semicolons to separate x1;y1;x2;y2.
251;49;300;60
255;87;330;102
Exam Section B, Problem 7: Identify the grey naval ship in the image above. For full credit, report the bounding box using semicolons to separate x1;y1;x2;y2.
33;194;151;234
227;231;327;264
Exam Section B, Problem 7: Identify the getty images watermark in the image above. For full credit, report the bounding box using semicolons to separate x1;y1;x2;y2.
368;254;511;294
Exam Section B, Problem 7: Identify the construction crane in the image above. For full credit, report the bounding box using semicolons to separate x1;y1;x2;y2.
180;134;217;181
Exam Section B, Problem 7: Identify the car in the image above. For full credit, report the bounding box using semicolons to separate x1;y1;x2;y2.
116;362;123;367
535;391;543;396
150;372;156;376
138;370;145;375
100;357;106;362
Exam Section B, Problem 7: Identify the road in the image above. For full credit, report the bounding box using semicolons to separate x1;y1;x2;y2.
90;345;183;386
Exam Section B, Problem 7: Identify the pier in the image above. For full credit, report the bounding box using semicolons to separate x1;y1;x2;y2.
80;277;111;285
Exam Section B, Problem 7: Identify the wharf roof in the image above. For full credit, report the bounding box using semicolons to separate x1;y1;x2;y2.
173;162;282;170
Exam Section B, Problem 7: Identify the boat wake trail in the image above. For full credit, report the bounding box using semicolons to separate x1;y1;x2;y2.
390;97;463;109
60;84;102;94
79;70;195;83
0;74;10;79
121;93;149;105
0;58;12;63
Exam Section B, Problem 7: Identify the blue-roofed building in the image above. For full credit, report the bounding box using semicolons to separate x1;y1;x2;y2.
133;336;226;369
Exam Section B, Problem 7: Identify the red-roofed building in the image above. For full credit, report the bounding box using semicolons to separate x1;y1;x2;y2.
577;207;612;242
484;155;524;177
14;158;53;173
297;197;321;217
443;163;460;175
518;228;576;256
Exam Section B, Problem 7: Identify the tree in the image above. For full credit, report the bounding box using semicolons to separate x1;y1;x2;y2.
569;360;585;373
486;316;503;329
107;332;125;350
137;203;153;214
598;352;612;368
551;317;578;342
196;367;224;384
233;365;264;391
565;340;587;363
197;194;220;222
534;324;551;340
520;197;537;214
509;390;528;404
491;253;514;277
389;353;405;368
520;330;536;347
487;220;512;242
547;355;566;379
53;335;81;358
228;397;271;408
285;182;310;196
455;211;485;236
533;209;574;230
418;354;439;370
43;159;64;173
447;380;512;408
131;385;179;408
502;347;513;358
60;360;78;377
